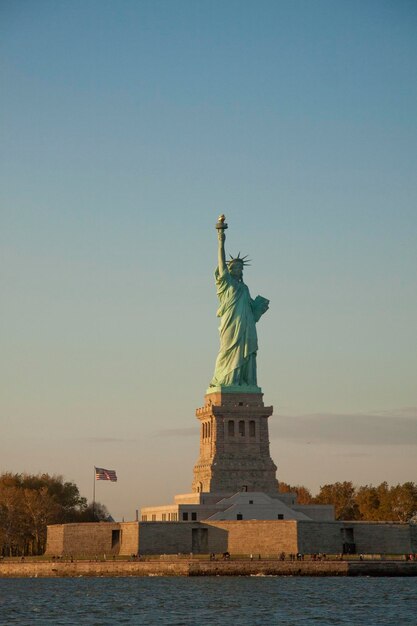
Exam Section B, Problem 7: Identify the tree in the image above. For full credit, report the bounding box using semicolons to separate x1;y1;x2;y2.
23;487;60;555
314;481;359;520
356;485;381;521
280;479;417;522
20;474;87;521
374;482;393;520
279;482;313;504
74;502;113;522
388;482;417;523
0;472;112;555
0;484;29;555
356;482;417;522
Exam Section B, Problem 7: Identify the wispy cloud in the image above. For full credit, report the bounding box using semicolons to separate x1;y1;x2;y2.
82;437;133;444
331;452;372;458
157;427;198;438
270;407;417;446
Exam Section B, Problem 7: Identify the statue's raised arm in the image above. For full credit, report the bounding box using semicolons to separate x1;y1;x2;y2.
210;215;269;392
216;214;227;275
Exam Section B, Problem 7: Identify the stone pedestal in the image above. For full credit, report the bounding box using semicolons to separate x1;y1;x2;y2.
192;390;278;494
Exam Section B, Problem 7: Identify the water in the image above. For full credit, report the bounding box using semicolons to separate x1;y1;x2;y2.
0;577;416;625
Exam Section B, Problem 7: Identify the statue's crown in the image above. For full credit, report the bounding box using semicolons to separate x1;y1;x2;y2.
227;252;251;267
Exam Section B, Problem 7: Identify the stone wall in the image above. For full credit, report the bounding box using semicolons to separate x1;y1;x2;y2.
138;522;194;555
353;522;412;554
119;522;140;556
45;523;121;558
410;524;417;552
46;520;416;558
45;525;64;556
205;520;298;555
297;521;413;555
136;522;228;555
3;559;417;578
137;521;298;555
4;558;417;578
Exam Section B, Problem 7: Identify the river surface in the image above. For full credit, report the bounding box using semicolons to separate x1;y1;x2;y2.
0;576;416;625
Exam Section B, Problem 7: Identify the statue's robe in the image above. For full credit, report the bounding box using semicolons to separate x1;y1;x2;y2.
210;267;267;388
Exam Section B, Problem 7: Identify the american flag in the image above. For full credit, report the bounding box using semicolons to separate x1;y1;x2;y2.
95;467;117;482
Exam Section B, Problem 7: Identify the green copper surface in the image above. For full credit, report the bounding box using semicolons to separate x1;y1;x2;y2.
206;385;262;395
209;216;269;390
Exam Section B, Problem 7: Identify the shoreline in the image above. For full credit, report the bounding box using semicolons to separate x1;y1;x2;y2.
1;559;417;578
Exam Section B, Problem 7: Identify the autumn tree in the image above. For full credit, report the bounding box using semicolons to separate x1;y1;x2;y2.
0;483;29;555
279;482;313;504
280;480;417;522
314;482;360;520
356;485;380;521
0;473;110;556
386;482;417;522
75;502;112;522
22;487;59;555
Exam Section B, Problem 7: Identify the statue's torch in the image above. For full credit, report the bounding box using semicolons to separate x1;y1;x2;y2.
215;214;228;232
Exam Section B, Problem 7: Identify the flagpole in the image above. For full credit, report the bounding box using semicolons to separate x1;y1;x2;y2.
93;466;96;520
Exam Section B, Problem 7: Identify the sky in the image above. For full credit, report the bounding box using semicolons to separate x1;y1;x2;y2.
1;0;416;521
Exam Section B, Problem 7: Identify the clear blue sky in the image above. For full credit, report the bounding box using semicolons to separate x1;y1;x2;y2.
1;0;416;520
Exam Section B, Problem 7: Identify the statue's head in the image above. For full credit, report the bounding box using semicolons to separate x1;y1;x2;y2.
227;253;250;281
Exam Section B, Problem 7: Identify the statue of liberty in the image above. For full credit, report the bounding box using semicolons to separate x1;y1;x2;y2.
210;215;269;390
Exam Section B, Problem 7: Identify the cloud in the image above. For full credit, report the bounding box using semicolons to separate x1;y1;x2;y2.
157;427;198;438
82;437;132;443
331;452;372;458
270;407;417;446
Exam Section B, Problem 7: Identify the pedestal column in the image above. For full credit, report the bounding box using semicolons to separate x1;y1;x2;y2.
192;390;278;494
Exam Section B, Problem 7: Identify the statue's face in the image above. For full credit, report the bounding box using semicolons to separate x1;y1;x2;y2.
229;262;243;280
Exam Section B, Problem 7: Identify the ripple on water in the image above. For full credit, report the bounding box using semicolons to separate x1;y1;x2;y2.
0;577;416;625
